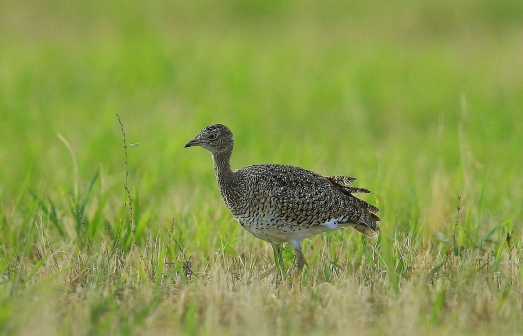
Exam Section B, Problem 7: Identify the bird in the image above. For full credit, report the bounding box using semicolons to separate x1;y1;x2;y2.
185;124;380;278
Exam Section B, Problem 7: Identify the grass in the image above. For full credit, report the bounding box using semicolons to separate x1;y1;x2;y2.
0;0;522;334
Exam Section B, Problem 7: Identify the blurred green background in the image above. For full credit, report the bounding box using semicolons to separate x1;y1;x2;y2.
0;0;522;236
1;1;523;334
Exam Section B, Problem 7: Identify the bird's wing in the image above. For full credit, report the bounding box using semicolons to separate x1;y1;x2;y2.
240;165;380;233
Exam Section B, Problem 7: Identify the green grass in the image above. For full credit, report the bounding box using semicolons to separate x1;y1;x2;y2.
1;0;523;334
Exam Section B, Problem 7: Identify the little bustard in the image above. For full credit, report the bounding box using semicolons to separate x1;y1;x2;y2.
185;124;380;277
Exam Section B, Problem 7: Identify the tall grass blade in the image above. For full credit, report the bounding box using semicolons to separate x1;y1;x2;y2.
29;190;65;238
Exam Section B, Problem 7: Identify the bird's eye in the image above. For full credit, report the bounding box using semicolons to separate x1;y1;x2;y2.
209;134;217;140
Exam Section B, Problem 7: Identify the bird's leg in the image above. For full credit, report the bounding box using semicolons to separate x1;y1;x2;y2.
258;243;283;280
294;248;308;272
290;240;307;281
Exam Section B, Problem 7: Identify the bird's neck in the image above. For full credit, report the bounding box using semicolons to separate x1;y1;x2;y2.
212;150;235;186
212;150;243;212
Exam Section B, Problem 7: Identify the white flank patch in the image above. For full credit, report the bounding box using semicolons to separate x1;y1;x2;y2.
322;218;340;229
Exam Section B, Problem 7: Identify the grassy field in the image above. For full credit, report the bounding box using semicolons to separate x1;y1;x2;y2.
1;0;523;334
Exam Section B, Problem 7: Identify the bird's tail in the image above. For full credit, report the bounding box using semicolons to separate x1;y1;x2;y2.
328;175;381;238
346;223;380;238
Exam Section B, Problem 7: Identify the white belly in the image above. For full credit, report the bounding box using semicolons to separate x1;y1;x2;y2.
235;215;332;244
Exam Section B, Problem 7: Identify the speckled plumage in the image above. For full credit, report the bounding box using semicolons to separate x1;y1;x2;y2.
185;124;380;275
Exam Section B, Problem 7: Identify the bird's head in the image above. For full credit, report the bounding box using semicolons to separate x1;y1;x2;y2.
184;124;234;155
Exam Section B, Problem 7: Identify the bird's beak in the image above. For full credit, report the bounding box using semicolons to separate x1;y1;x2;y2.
184;138;201;148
